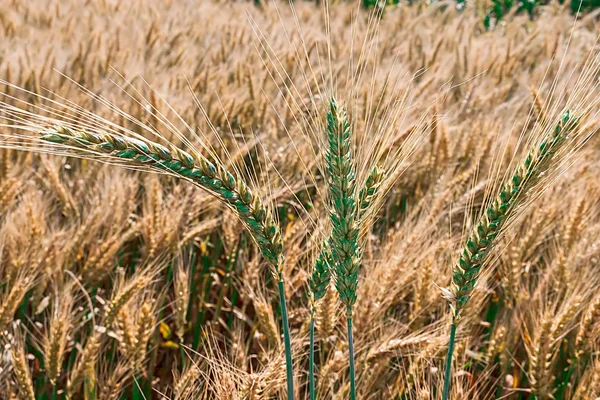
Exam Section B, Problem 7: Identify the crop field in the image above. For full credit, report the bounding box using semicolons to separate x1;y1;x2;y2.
1;0;600;399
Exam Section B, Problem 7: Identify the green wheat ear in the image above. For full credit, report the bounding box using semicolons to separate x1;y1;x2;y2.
442;110;578;400
40;125;296;400
307;145;383;400
449;110;578;319
326;98;362;311
324;97;361;400
357;165;385;221
41;125;284;271
309;245;332;305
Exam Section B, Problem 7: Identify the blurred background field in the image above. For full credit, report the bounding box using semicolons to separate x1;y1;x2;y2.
2;1;600;399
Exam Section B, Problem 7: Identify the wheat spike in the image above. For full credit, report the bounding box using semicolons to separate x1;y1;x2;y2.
41;125;284;274
450;111;578;318
44;295;72;385
174;263;190;340
308;245;332;309
325;98;361;313
10;344;35;400
67;332;101;398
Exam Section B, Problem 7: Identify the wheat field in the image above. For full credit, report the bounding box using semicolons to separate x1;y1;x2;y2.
1;0;600;399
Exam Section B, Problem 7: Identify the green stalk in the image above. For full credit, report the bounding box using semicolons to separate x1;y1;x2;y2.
309;310;316;400
442;322;457;400
132;372;143;400
347;307;356;400
278;278;294;400
227;233;246;329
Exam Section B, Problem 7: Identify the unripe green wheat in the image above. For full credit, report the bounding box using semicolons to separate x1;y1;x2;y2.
325;98;361;400
308;246;332;306
442;110;578;400
41;125;284;272
326;99;362;311
449;111;577;319
39;124;295;399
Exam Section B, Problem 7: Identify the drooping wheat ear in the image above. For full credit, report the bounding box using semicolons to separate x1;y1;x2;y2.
442;111;578;400
325;98;361;400
366;335;432;363
41;125;295;399
449;111;578;320
10;343;35;400
41;126;284;272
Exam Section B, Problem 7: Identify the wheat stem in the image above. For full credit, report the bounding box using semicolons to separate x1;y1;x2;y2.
347;308;356;400
309;309;316;400
277;278;294;400
442;322;457;400
308;247;331;400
